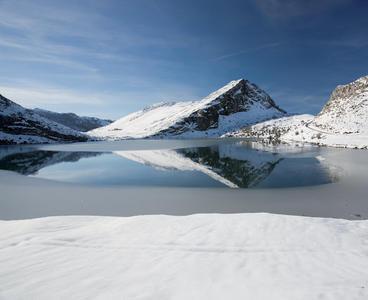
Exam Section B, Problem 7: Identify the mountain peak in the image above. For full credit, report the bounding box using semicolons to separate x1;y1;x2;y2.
201;79;245;104
89;78;286;139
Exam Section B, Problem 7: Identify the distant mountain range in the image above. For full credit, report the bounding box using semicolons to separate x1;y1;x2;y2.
89;79;286;139
33;108;112;132
0;94;88;144
1;75;367;148
0;94;112;144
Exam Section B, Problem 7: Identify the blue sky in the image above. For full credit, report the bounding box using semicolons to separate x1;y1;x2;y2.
0;0;367;119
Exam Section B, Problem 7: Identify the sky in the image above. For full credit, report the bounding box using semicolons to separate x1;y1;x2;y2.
0;0;367;119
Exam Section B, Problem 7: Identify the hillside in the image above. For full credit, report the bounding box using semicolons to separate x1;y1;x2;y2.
0;94;88;144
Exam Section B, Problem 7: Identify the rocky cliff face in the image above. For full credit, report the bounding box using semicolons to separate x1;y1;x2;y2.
89;79;286;140
33;108;112;132
312;75;368;134
0;94;88;144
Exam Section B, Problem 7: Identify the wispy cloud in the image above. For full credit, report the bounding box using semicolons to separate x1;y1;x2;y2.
0;84;106;108
0;0;204;116
0;1;112;74
212;42;281;61
0;0;197;69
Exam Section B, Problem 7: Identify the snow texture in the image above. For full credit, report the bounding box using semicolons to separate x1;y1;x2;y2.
1;213;368;299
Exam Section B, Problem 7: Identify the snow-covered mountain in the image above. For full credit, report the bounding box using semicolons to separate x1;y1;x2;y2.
312;75;368;134
33;108;112;132
0;94;88;144
89;79;286;140
228;75;368;149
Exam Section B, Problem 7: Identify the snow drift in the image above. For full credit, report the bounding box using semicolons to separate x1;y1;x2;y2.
1;213;368;299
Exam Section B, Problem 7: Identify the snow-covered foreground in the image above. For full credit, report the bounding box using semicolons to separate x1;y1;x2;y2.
1;213;368;300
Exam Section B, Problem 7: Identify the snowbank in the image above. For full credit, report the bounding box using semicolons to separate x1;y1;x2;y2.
1;213;368;299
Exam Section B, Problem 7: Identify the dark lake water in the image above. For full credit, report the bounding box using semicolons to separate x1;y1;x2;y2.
0;140;338;188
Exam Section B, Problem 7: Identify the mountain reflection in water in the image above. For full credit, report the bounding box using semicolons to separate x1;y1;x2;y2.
0;142;337;188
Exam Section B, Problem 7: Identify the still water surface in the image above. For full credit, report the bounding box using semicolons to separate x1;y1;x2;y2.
0;140;337;188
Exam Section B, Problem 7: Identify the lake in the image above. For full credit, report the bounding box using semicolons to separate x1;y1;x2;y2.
0;139;337;189
2;139;368;220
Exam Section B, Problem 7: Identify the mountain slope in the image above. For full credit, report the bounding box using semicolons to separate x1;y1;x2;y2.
89;79;286;139
312;75;368;134
33;108;112;132
229;75;368;149
0;94;88;144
